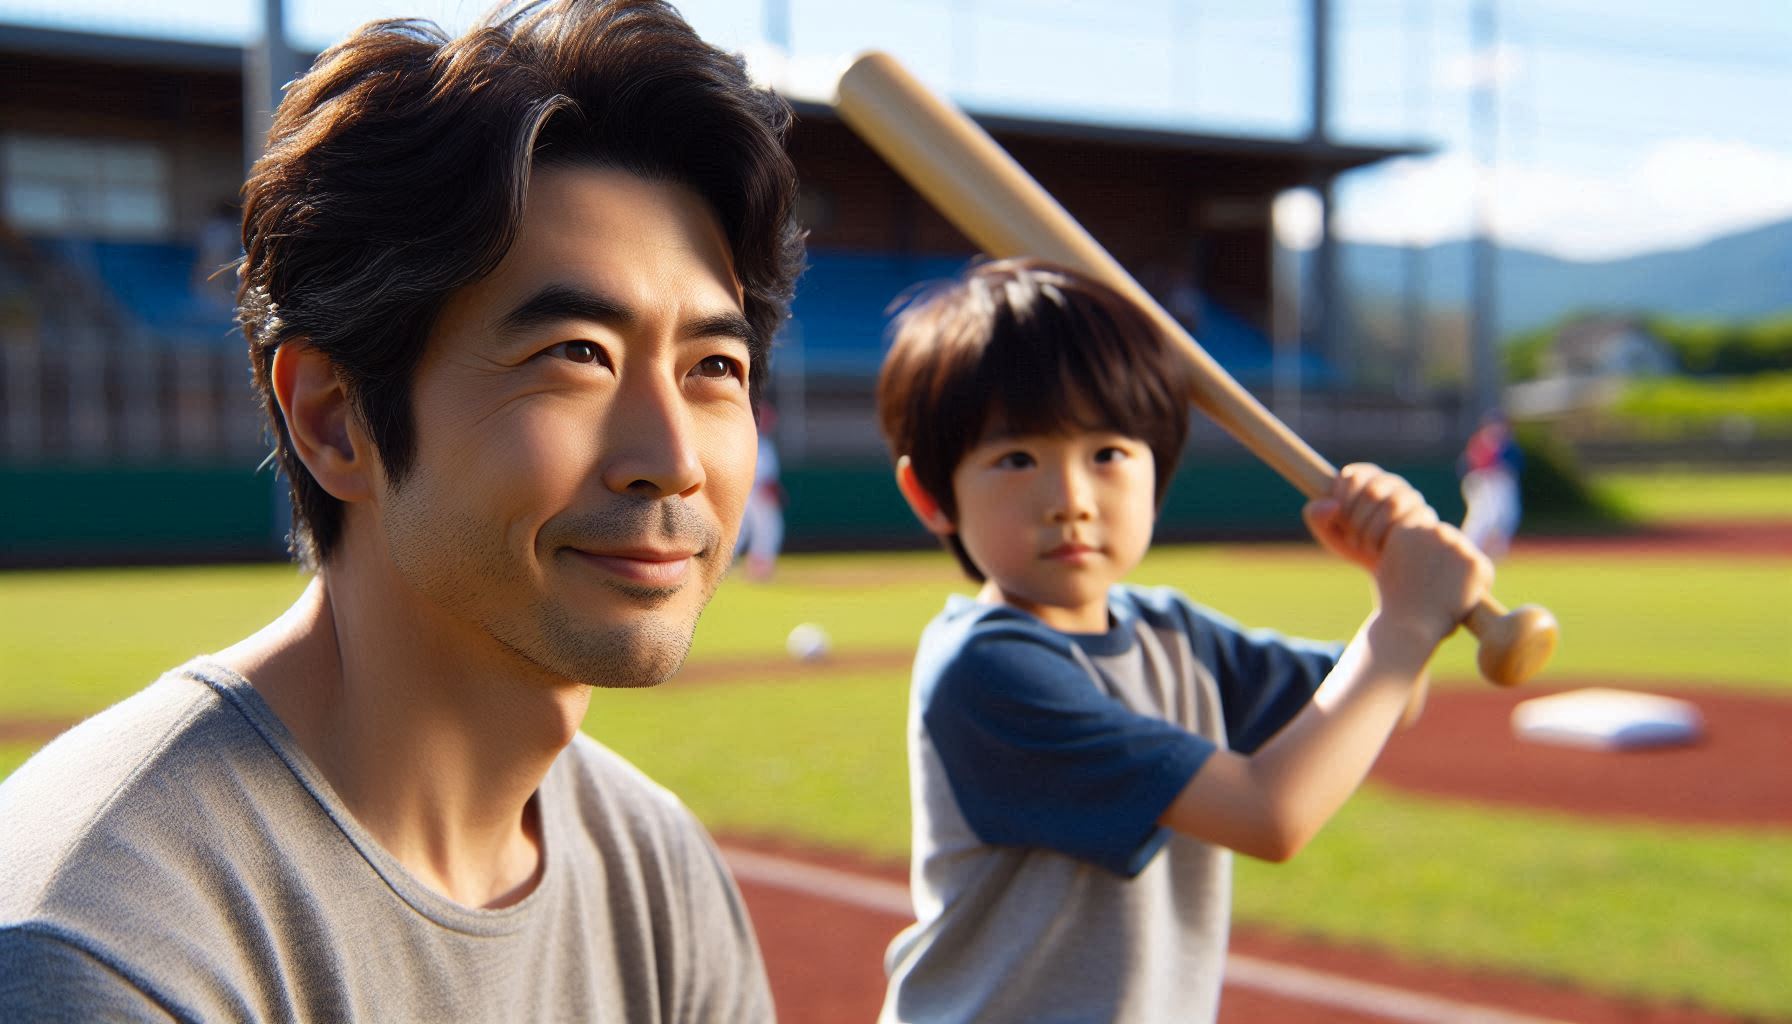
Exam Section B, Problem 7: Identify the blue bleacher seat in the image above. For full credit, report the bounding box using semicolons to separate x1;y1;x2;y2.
784;250;971;375
36;236;239;346
785;248;1334;386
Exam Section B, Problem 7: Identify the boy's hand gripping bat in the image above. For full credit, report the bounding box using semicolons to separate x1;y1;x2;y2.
834;51;1557;690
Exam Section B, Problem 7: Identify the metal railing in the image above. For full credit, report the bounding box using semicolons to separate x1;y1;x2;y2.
1;334;265;464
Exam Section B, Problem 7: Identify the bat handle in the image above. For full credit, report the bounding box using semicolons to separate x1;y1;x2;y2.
1462;596;1559;687
1401;596;1554;727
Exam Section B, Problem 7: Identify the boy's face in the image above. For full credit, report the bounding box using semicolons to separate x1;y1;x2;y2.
949;427;1157;633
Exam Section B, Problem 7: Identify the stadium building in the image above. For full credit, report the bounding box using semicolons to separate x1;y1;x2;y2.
0;20;1457;564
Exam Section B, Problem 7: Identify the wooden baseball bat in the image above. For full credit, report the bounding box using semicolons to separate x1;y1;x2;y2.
834;50;1558;689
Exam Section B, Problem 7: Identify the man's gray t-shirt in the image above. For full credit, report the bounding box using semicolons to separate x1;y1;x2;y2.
0;660;773;1023
881;587;1339;1024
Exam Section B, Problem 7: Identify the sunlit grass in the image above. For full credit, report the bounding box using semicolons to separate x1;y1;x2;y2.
0;563;310;718
6;544;1784;725
0;742;40;780
1594;468;1792;523
1235;788;1792;1019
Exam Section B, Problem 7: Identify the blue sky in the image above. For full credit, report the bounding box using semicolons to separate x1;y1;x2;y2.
4;0;1787;261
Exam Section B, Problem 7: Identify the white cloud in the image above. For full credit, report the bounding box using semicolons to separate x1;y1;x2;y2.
1338;139;1792;260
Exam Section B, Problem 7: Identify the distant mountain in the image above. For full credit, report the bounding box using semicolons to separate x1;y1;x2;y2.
1334;218;1792;338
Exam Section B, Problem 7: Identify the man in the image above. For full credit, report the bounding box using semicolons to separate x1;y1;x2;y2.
0;1;802;1019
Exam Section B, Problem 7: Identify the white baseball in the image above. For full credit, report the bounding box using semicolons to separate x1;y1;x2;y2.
786;622;831;662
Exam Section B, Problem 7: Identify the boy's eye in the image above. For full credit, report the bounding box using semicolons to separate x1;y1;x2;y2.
1094;446;1128;463
994;451;1035;469
691;355;744;381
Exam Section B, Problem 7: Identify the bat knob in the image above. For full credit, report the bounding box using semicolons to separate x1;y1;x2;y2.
1465;599;1559;688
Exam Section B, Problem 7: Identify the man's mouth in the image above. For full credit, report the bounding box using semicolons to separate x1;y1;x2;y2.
565;546;700;588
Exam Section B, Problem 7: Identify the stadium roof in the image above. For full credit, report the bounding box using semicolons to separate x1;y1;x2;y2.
2;21;1427;175
785;97;1424;176
0;22;246;73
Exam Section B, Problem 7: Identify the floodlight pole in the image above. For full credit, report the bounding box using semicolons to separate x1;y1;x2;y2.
1467;0;1502;427
244;0;300;178
764;0;791;52
1307;0;1345;390
243;0;301;557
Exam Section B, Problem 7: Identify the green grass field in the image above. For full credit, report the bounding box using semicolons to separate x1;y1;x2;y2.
3;472;1789;1017
1593;467;1792;523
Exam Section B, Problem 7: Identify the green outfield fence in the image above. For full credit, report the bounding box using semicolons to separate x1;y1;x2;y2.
0;458;1468;566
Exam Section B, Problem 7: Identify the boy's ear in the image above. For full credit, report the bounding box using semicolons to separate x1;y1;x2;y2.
270;341;377;504
895;456;955;536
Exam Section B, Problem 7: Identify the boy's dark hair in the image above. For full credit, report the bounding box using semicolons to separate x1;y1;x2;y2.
239;0;803;567
877;258;1194;580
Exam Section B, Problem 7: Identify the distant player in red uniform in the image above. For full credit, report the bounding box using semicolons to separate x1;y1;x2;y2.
1459;414;1523;561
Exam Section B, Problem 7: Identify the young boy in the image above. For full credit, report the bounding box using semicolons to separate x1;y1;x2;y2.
874;259;1491;1023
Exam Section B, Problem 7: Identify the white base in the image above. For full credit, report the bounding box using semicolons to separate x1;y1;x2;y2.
1511;688;1704;751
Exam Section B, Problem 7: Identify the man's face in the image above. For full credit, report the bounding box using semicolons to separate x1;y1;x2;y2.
379;165;757;688
949;427;1157;633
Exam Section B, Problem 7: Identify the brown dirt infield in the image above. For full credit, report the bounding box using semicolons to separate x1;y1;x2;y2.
1510;520;1792;559
1374;682;1792;827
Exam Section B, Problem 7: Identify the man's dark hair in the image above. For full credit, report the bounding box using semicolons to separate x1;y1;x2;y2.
876;258;1193;580
239;0;804;567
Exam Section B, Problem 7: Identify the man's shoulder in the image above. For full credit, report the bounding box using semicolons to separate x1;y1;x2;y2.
0;664;268;923
551;732;708;847
547;734;743;918
557;731;676;800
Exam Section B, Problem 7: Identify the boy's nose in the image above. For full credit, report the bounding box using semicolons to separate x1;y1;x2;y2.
1046;467;1096;523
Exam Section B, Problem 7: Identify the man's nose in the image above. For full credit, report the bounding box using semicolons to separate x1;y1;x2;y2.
599;372;703;499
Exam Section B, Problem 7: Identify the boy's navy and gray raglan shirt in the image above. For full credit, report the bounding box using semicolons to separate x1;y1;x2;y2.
880;585;1341;1024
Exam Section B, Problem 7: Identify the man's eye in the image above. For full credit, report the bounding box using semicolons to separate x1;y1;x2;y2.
553;340;605;365
691;355;742;380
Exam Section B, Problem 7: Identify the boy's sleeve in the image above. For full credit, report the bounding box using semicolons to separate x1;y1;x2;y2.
923;631;1215;877
1181;602;1343;754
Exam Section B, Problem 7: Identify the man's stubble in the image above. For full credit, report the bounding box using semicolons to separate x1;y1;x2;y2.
384;488;727;690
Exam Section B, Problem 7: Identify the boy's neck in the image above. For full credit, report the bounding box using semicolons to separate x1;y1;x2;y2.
977;580;1112;635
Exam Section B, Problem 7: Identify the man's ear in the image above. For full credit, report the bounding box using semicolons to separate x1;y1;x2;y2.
895;456;955;536
269;341;376;503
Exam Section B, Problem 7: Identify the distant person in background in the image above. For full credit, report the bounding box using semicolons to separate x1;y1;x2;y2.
190;199;241;320
736;403;786;581
1459;414;1523;560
